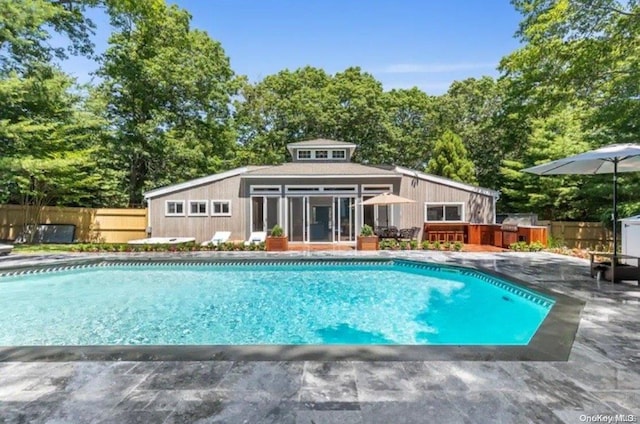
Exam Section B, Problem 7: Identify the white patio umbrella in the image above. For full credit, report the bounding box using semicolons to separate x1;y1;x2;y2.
522;143;640;256
361;192;415;227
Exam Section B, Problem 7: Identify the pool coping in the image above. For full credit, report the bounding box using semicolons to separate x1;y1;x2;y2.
0;256;585;362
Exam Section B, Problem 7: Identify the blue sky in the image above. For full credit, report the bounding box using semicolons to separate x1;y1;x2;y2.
63;1;522;95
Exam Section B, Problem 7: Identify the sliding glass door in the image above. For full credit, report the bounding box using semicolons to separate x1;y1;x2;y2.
251;196;279;234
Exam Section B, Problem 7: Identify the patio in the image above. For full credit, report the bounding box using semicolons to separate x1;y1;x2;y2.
0;251;638;423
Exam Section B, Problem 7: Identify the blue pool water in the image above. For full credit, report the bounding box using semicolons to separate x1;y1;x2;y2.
0;262;553;346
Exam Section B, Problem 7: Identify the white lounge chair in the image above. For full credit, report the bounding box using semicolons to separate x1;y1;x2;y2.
127;237;196;245
200;231;231;247
0;244;13;256
244;231;267;246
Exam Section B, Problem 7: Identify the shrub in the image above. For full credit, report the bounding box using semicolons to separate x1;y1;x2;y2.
433;241;441;250
443;241;451;251
399;241;409;250
421;241;430;250
453;241;463;251
379;239;399;250
270;224;284;237
528;241;544;252
410;240;419;250
360;224;374;237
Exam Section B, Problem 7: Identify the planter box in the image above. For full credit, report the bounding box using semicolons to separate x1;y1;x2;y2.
357;236;379;251
266;236;288;251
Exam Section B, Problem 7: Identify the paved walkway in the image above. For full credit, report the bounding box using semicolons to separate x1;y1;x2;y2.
0;251;639;423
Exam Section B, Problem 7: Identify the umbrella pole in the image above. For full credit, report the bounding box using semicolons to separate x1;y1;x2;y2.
612;159;618;284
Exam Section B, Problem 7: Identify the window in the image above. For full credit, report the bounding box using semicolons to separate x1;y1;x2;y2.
188;200;208;216
331;150;346;159
425;203;464;222
297;150;312;159
211;200;231;216
165;200;185;216
250;185;282;194
315;150;328;159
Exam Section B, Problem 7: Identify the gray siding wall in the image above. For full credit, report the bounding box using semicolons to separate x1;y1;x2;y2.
398;176;495;237
148;175;247;243
148;173;494;243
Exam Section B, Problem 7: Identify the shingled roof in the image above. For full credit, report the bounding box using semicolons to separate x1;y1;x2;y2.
243;162;398;177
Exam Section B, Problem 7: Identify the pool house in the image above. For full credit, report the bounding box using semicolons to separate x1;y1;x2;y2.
143;139;500;245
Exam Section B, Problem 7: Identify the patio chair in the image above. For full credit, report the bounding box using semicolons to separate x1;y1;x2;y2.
244;231;267;246
200;231;231;247
398;228;416;241
0;244;13;256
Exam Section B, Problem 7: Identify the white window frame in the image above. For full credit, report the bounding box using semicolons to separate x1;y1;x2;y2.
165;200;186;217
424;202;466;223
297;150;312;160
331;149;346;159
362;184;393;193
250;185;282;194
211;200;232;217
187;200;208;216
314;150;329;159
285;184;357;194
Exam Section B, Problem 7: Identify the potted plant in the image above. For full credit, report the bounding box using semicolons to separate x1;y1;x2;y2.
266;224;288;251
357;224;379;250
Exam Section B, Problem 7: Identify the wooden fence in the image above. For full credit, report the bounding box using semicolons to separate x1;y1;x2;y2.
0;204;147;243
538;220;612;250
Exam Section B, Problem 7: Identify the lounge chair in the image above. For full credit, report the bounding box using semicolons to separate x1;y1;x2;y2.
244;231;267;246
0;244;13;256
200;231;231;247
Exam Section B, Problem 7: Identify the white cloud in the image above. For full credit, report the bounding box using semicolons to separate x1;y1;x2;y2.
379;62;497;74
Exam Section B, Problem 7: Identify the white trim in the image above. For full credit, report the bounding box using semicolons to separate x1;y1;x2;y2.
245;174;398;179
362;184;393;193
211;200;232;217
250;185;282;194
285;184;357;194
424;202;466;223
165;200;185;217
144;167;259;200
395;166;499;198
187;200;208;217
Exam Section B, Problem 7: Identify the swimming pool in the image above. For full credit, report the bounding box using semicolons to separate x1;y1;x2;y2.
0;259;554;347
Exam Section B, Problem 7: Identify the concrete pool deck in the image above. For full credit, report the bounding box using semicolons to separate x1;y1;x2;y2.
0;251;639;423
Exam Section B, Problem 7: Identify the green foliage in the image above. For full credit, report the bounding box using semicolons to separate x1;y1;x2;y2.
509;241;544;252
270;224;284;237
63;241;265;252
379;239;399;250
426;130;477;184
0;67;126;217
453;241;463;251
0;0;97;72
437;77;507;188
95;0;237;205
359;224;374;236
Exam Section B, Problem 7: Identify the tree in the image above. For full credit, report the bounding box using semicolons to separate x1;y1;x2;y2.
0;0;98;72
379;88;438;169
96;0;237;205
426;130;477;184
498;0;640;219
0;67;125;239
436;77;507;189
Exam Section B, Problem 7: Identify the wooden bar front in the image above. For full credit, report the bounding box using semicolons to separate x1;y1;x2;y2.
423;223;547;248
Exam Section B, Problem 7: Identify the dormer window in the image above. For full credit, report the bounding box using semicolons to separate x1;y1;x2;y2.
331;150;346;159
297;150;312;159
315;150;328;159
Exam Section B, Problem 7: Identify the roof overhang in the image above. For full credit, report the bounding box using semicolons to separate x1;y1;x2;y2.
395;166;500;198
143;167;255;200
241;174;400;179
